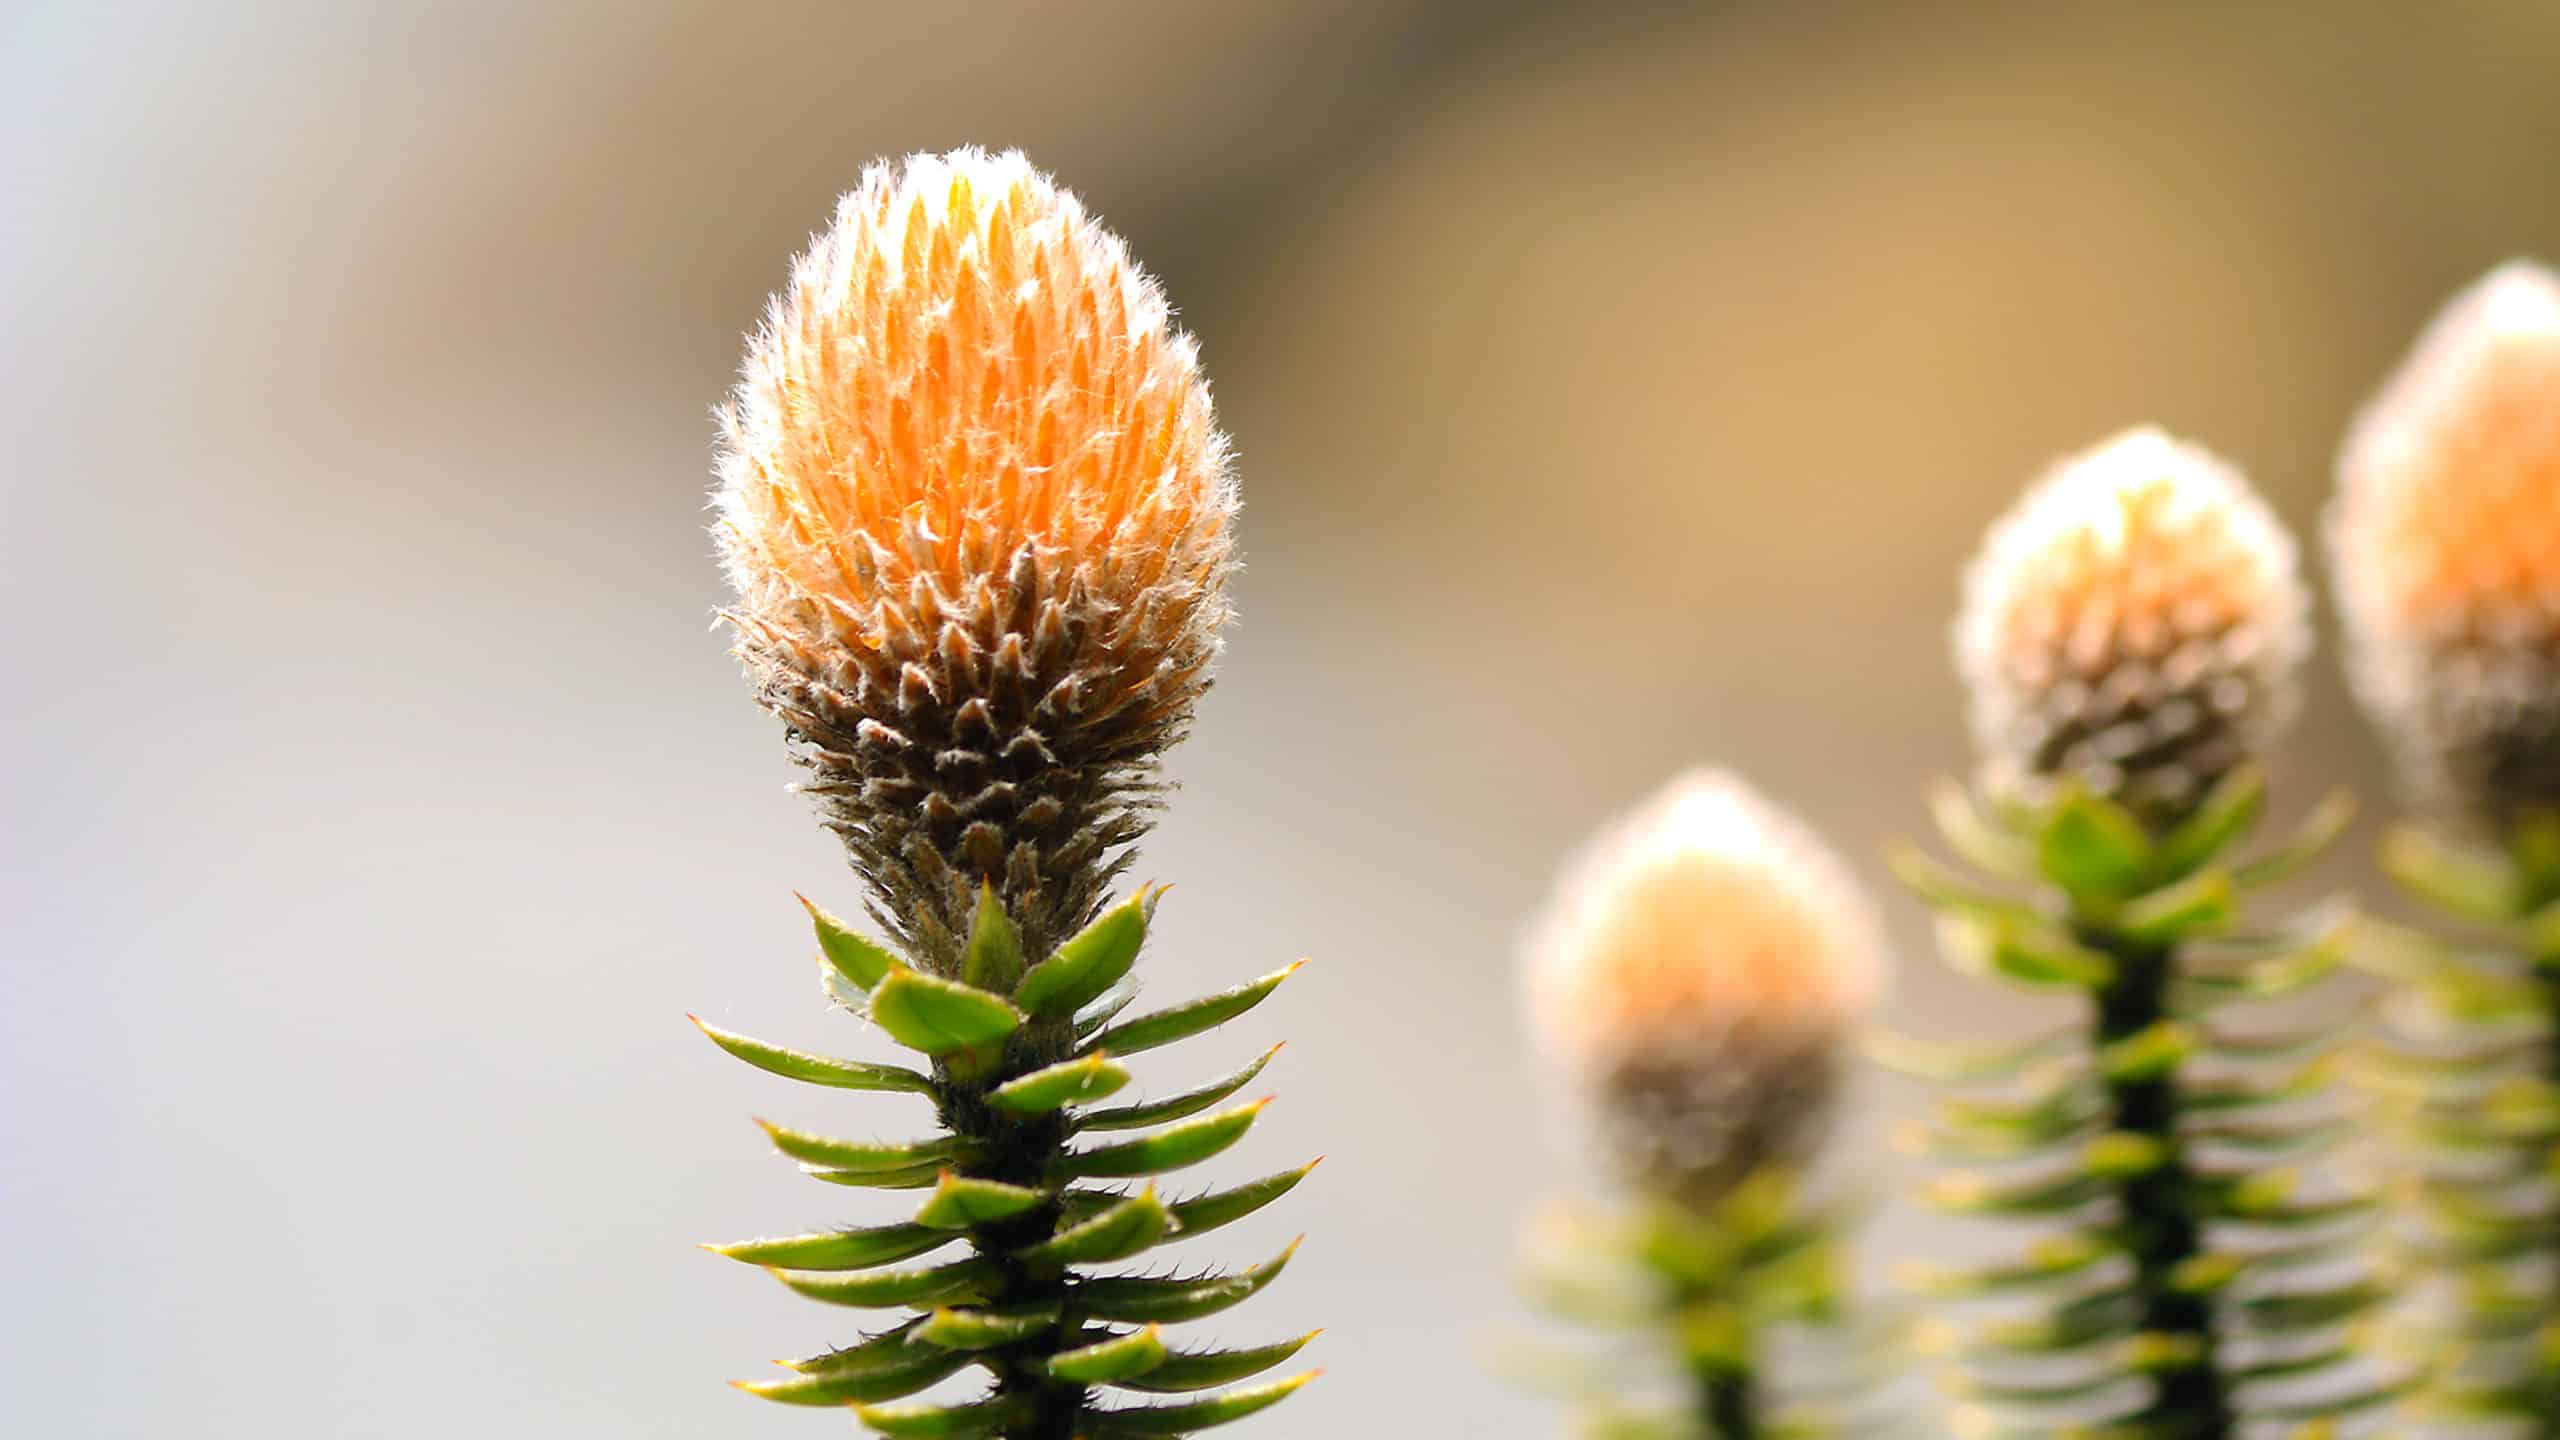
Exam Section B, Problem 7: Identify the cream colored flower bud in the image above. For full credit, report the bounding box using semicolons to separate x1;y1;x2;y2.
1955;427;2309;826
713;148;1237;956
2330;261;2560;828
1524;771;1884;1204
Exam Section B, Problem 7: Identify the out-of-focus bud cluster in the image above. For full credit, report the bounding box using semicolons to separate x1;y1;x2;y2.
1523;771;1883;1206
713;148;1237;959
1954;427;2310;828
2331;260;2560;831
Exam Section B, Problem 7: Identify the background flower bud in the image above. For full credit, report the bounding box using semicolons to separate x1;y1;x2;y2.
713;148;1237;959
2330;260;2560;829
1524;770;1883;1205
1954;427;2309;826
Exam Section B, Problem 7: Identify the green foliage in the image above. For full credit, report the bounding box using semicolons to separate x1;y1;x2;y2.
2359;811;2560;1431
701;888;1319;1437
1883;768;2394;1438
1512;1170;1871;1439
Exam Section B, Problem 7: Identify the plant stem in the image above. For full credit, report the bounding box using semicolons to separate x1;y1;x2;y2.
2087;930;2234;1439
1701;1364;1757;1440
941;1023;1084;1440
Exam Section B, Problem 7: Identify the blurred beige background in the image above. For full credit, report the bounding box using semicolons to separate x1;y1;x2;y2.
7;1;2560;1434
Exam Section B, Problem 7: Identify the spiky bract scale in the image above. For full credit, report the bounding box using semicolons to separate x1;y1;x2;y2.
1526;770;1882;1210
1956;427;2309;828
2331;260;2560;828
715;147;1237;960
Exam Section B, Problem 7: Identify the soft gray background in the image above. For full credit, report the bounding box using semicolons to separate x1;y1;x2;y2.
7;1;2560;1434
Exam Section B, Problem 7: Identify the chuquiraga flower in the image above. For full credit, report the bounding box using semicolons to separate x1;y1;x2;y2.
1892;431;2383;1438
2329;261;2560;1431
698;150;1313;1440
2332;259;2560;830
716;146;1236;961
1527;770;1883;1206
1518;770;1882;1438
1956;427;2310;829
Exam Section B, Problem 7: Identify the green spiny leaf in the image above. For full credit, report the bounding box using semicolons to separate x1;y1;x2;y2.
739;1325;969;1405
1863;1026;2074;1084
801;893;902;990
1885;842;2043;925
1079;1045;1283;1131
959;884;1024;993
690;1015;935;1093
1163;1161;1320;1240
855;1393;1036;1438
1017;1186;1175;1265
757;1121;973;1173
867;969;1023;1056
767;1255;996;1308
913;1171;1048;1229
1896;1232;2114;1297
1016;887;1155;1018
1077;1238;1301;1323
1923;1166;2109;1216
1086;963;1302;1058
806;1160;950;1189
1045;1324;1170;1382
1078;992;1139;1041
1083;1372;1318;1436
913;1301;1062;1349
704;1222;954;1270
1112;1332;1320;1393
1057;1100;1267;1180
989;1052;1131;1115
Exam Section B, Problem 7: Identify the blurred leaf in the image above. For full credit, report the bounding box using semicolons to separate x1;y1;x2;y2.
2117;868;2235;945
2231;788;2354;889
1929;778;2040;880
2157;764;2265;878
2039;788;2154;902
2381;824;2519;922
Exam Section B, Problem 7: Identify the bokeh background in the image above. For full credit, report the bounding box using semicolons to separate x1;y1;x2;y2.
9;1;2560;1433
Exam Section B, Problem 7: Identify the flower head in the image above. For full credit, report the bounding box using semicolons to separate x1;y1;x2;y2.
2330;261;2560;828
1955;427;2309;826
1524;771;1883;1204
714;148;1237;959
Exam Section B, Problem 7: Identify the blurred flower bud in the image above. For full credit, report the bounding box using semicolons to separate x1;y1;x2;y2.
713;148;1237;957
2331;261;2560;829
1955;427;2309;827
1524;771;1884;1205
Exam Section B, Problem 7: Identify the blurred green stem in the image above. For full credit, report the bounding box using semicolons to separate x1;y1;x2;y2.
2087;931;2233;1439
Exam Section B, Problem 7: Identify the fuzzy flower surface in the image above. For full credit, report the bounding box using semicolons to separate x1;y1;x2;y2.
1524;771;1884;1204
714;148;1237;960
1955;426;2309;826
2331;260;2560;827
